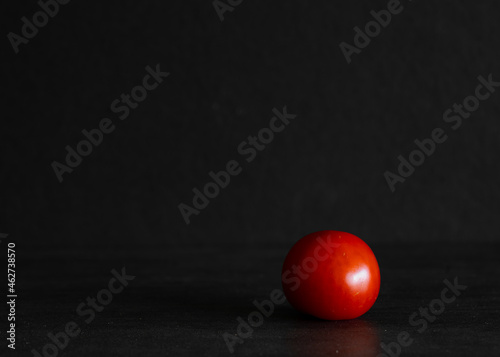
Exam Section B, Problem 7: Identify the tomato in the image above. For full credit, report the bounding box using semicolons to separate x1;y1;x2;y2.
281;230;380;320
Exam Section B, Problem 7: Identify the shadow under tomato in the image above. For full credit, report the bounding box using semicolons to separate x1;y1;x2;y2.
283;313;380;357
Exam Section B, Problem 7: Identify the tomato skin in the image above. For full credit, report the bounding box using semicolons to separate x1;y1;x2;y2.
281;231;380;320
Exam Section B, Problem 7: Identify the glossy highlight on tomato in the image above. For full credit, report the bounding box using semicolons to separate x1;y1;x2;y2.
281;230;380;320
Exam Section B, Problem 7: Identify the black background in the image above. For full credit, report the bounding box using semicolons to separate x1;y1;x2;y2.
2;1;500;357
2;0;500;250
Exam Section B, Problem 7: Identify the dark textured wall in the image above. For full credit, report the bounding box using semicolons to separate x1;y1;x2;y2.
2;0;500;250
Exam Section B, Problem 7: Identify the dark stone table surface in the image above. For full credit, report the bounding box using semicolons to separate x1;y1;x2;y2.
13;242;500;356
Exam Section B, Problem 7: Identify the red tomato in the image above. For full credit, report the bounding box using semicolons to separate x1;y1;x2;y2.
281;230;380;320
